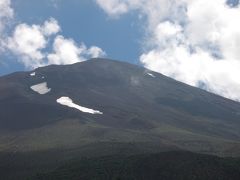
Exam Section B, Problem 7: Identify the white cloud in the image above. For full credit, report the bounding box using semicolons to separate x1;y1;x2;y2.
0;0;13;33
95;0;184;25
1;0;106;69
6;17;105;68
96;0;240;101
0;0;14;52
7;23;46;68
47;35;85;65
42;18;61;36
87;46;106;58
95;0;130;17
47;35;106;65
7;18;59;68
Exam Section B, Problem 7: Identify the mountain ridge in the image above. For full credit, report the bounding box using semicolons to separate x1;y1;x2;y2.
2;58;239;104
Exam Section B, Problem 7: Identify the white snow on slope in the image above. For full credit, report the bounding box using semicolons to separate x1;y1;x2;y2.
30;72;36;76
57;96;103;115
147;73;155;78
31;82;51;94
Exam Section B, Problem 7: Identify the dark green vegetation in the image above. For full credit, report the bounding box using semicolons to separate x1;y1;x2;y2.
33;152;240;180
0;58;240;179
1;150;240;180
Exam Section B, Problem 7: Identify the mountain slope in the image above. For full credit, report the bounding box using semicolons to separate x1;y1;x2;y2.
0;58;240;156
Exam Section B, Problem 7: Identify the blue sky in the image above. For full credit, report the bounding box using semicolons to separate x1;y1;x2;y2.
0;0;142;75
14;0;142;61
1;0;240;101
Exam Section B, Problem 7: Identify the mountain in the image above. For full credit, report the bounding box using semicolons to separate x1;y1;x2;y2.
0;58;240;179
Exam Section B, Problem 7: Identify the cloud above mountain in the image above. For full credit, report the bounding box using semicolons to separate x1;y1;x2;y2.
0;0;13;33
6;18;60;68
48;35;105;66
0;0;106;68
96;0;240;101
0;0;13;52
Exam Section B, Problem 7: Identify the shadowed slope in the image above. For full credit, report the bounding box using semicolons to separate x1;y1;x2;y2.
34;151;240;180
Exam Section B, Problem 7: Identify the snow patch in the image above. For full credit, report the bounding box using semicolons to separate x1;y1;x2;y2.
57;97;103;115
30;72;36;76
31;82;51;95
147;73;155;78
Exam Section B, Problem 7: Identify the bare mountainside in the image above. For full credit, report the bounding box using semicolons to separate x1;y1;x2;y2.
0;58;240;157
